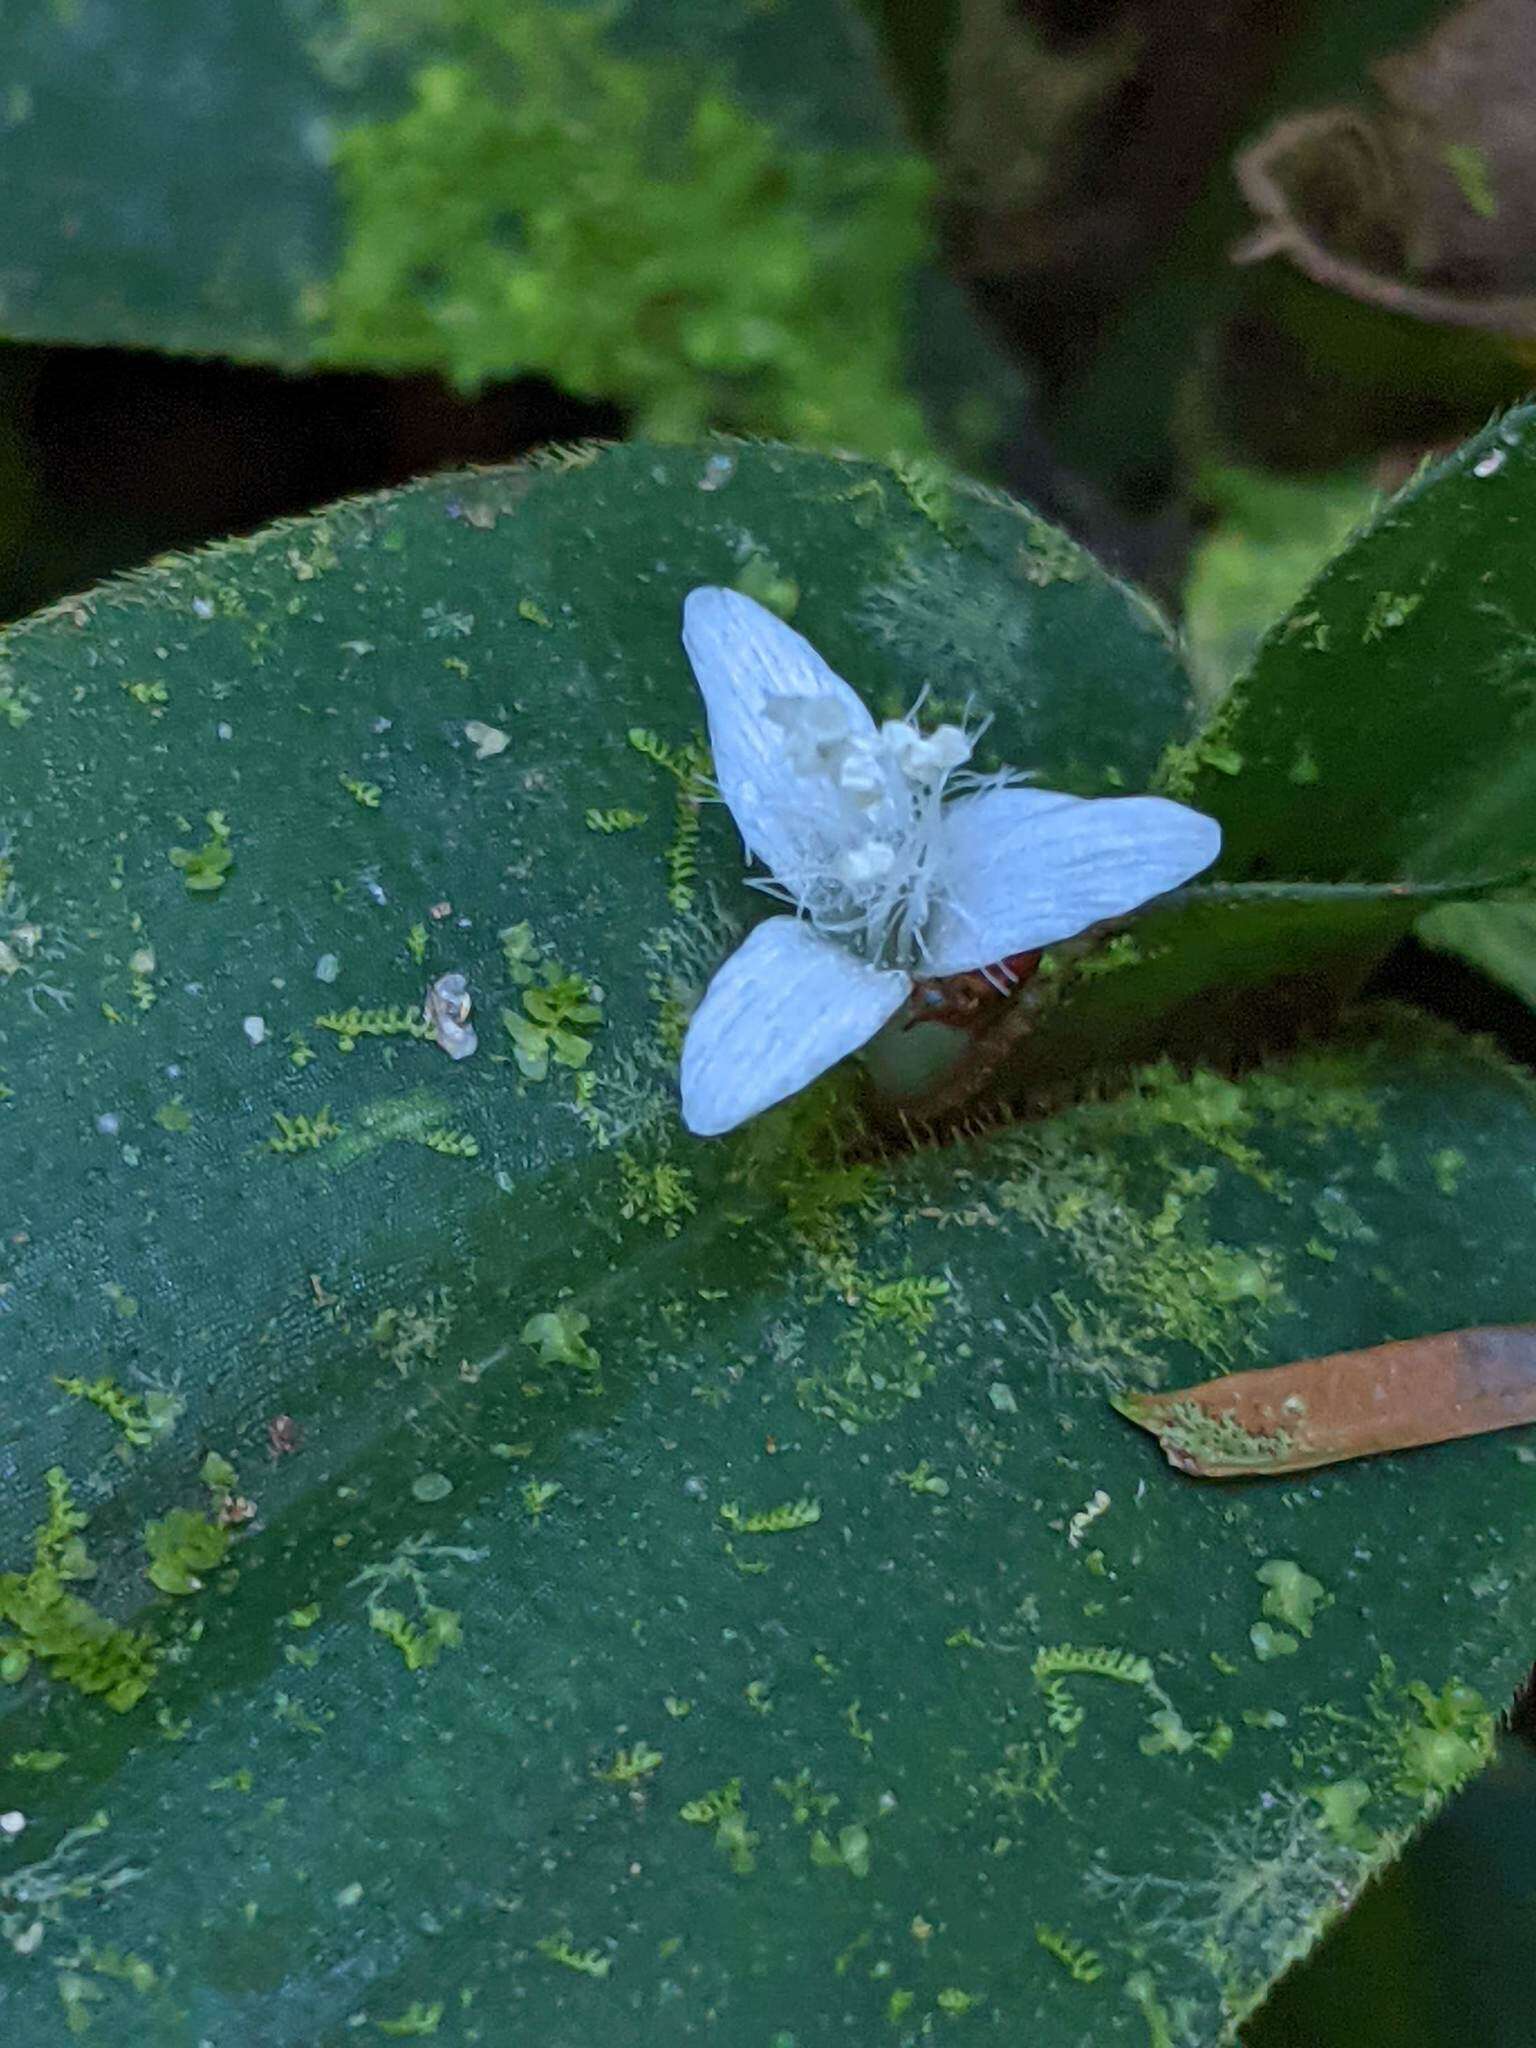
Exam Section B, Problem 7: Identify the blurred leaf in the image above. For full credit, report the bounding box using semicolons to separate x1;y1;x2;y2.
1041;0;1468;501
0;0;1022;462
1419;899;1536;1009
1182;466;1377;707
1170;403;1536;887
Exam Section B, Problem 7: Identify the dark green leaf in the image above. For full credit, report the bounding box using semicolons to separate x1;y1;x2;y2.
1169;405;1536;885
2;444;1533;2048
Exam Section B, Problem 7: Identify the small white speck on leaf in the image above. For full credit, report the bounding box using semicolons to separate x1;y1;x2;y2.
0;1811;25;1837
1067;1489;1111;1547
465;720;510;760
314;954;341;984
243;1016;267;1046
424;972;477;1060
1473;449;1505;477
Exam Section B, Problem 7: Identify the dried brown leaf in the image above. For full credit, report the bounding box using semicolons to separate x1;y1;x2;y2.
1114;1322;1536;1478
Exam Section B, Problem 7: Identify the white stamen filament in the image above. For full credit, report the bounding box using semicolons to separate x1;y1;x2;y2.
764;694;984;970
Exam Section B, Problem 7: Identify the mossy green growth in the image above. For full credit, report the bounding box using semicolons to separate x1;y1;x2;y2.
319;1;931;447
1258;1561;1330;1640
679;1777;758;1875
616;1150;697;1234
167;810;233;895
626;726;712;911
267;1107;344;1155
1035;1925;1104;1984
595;1741;662;1785
352;1540;476;1672
368;1602;463;1672
520;1306;600;1376
1113;1396;1295;1474
316;1006;435;1050
718;1497;821;1536
375;2003;444;2037
998;1137;1284;1383
536;1930;611;1978
417;1126;479;1159
1396;1679;1493;1799
1307;1779;1378;1853
731;553;800;619
0;675;34;728
53;1375;180;1451
143;1509;231;1596
0;1471;157;1711
500;922;603;1078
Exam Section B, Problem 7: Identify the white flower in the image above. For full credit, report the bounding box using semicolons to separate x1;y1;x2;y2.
677;587;1221;1136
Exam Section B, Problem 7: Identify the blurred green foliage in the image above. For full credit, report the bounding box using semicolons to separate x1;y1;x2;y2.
320;0;932;444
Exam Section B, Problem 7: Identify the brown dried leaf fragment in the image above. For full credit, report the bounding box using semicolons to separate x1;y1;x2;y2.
1114;1322;1536;1478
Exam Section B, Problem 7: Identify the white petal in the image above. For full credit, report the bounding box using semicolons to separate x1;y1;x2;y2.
680;917;910;1136
682;588;876;876
923;787;1222;975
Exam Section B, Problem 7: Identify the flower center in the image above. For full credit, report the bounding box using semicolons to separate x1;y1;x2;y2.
762;697;975;967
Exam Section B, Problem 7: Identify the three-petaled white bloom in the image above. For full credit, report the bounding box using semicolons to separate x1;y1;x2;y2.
678;587;1221;1136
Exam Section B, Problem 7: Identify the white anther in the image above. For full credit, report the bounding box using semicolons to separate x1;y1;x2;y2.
835;840;897;887
882;719;971;783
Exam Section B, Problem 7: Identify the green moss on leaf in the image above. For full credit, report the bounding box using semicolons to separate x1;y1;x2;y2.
0;1471;157;1711
536;1931;610;1978
267;1107;344;1155
718;1497;821;1536
500;923;603;1078
144;1509;231;1596
53;1375;180;1451
1035;1924;1104;1983
679;1777;757;1874
375;2003;444;2037
316;1005;435;1051
1258;1560;1330;1640
520;1306;600;1375
1396;1678;1493;1799
168;810;233;894
352;1538;480;1671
